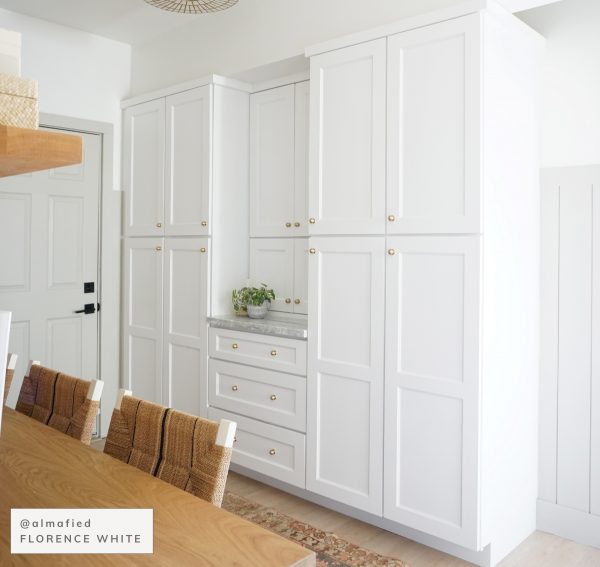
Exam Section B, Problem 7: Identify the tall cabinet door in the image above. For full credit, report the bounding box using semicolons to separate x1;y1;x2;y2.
250;85;295;237
293;239;308;315
123;99;165;236
307;237;385;514
249;239;294;313
294;81;310;236
165;86;212;236
123;238;163;403
163;238;210;417
387;14;481;234
384;236;481;549
309;40;386;235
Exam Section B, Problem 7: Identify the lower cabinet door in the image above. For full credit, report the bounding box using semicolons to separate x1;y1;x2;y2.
123;237;163;404
306;237;385;515
384;235;481;549
208;407;306;488
162;237;210;417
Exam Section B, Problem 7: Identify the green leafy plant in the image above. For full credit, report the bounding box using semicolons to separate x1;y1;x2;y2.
232;283;275;312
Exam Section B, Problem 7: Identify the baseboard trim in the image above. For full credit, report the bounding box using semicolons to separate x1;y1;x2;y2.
537;499;600;548
230;463;492;567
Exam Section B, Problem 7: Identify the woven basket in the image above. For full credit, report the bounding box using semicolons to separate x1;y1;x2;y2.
0;73;38;129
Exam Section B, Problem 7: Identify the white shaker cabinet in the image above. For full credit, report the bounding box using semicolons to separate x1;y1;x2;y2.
123;99;165;237
294;81;310;236
165;87;212;236
384;235;481;549
306;237;385;514
387;15;481;234
293;239;308;315
308;40;386;235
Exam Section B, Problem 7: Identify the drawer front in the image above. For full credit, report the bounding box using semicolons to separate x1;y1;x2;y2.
208;408;306;488
209;328;307;375
209;360;306;432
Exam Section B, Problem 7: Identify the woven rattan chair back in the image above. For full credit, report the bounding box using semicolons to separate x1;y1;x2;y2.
3;353;17;404
47;373;103;445
14;359;40;416
16;364;59;424
156;409;235;507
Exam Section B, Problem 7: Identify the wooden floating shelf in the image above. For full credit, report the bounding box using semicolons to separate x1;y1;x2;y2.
0;124;83;178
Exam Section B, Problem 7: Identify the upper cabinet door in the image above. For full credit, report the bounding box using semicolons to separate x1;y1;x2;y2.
250;85;295;237
387;15;481;234
123;99;165;236
165;86;212;236
294;81;310;236
309;39;386;235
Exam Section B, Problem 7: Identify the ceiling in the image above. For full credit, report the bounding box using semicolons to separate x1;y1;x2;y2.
0;0;561;46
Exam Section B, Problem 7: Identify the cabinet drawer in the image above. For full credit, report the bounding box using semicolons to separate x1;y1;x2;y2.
209;360;306;432
208;408;306;488
209;328;307;375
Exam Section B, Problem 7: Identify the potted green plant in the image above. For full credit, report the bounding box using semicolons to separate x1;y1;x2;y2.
231;284;275;319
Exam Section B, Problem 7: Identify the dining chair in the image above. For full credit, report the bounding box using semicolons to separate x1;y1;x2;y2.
16;363;58;424
3;353;17;405
156;409;236;507
47;373;104;445
104;389;167;475
14;359;40;415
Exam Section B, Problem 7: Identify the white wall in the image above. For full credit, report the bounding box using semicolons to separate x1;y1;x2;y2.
518;0;600;167
0;8;131;188
130;0;463;95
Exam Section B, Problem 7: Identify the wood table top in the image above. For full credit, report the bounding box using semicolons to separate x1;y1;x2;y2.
0;409;315;566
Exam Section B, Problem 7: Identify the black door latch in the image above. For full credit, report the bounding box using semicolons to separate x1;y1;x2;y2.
74;303;96;315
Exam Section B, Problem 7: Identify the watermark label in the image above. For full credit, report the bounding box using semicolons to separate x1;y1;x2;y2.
11;509;153;554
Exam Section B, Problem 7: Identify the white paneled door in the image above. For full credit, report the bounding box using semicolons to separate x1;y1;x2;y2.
309;40;386;235
384;235;481;549
387;15;481;234
0;130;101;407
307;237;385;514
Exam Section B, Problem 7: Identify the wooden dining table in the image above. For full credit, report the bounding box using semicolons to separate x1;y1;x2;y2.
0;408;315;566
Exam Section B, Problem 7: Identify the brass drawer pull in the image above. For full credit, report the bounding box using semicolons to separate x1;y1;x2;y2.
270;350;277;357
388;249;396;256
232;343;239;350
200;247;206;253
285;298;291;304
270;394;277;401
309;248;316;254
285;222;292;228
231;385;238;392
388;215;396;222
155;246;162;251
309;218;316;224
269;449;276;456
156;222;162;228
294;222;300;227
201;220;208;227
294;299;300;305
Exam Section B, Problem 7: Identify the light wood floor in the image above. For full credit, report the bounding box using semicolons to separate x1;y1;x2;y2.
91;439;600;566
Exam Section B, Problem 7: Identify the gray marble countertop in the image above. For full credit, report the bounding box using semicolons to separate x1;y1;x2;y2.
208;313;308;340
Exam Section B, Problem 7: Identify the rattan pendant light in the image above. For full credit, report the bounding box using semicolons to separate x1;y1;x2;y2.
143;0;238;14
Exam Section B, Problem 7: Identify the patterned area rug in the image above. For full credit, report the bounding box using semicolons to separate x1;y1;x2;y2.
222;492;408;567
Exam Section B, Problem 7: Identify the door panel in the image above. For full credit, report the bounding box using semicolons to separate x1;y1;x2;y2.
293;239;308;315
123;238;163;404
384;235;480;548
163;237;209;417
387;15;481;234
249;239;294;313
307;237;385;514
123;99;165;236
165;87;212;236
309;40;386;235
294;81;310;236
250;85;295;237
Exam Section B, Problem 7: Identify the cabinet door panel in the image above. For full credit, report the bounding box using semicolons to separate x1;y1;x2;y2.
165;87;212;236
307;237;385;514
384;235;480;548
294;81;310;236
387;15;481;234
123;100;165;236
123;238;163;403
249;239;294;312
250;85;295;237
163;238;210;416
309;40;386;235
293;239;308;315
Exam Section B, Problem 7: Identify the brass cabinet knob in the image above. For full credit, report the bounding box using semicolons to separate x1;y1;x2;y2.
155;246;162;251
201;221;208;227
309;218;316;224
270;394;277;401
231;385;238;391
388;215;396;222
388;249;396;256
285;298;291;304
294;299;301;305
156;222;162;228
232;343;239;350
200;247;206;253
294;222;301;227
309;248;316;254
269;449;276;456
234;436;237;443
270;350;277;357
285;222;292;228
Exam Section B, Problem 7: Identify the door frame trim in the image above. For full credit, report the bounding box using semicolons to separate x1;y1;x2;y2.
40;113;120;438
